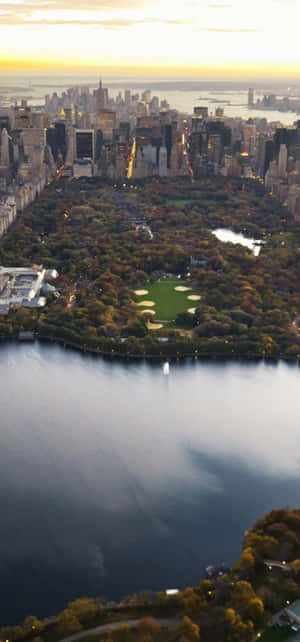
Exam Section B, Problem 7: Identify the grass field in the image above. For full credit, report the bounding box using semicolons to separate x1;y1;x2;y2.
135;278;201;324
260;627;295;642
166;199;197;209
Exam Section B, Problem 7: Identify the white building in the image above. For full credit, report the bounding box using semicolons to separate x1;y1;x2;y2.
0;266;58;312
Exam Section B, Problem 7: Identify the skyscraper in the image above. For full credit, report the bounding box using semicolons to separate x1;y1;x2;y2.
75;130;94;159
97;110;117;141
96;80;106;113
0;129;10;166
248;88;254;107
278;143;288;178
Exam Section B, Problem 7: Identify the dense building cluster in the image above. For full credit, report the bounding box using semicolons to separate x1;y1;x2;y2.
2;80;300;236
264;124;300;219
248;86;300;113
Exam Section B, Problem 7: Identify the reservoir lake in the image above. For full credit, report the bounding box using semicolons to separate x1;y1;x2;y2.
1;343;300;624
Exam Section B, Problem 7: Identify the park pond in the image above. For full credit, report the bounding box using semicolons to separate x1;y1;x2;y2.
2;343;300;624
212;228;263;256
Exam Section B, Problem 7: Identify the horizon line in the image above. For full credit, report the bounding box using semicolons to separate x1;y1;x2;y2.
1;60;300;78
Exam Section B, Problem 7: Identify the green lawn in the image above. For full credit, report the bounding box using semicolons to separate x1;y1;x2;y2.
166;199;197;209
260;627;295;642
135;278;201;324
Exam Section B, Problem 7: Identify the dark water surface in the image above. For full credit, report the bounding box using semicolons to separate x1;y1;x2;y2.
1;343;300;624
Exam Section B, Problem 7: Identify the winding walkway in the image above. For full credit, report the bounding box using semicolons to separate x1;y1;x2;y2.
61;618;180;642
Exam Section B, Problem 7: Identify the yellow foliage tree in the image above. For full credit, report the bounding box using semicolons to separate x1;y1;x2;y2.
55;609;82;636
182;616;200;641
233;547;255;573
183;588;206;616
68;597;99;624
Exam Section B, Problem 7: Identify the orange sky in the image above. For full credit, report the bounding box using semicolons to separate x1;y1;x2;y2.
0;0;299;75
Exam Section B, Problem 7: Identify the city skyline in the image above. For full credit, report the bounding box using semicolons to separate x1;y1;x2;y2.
0;0;299;76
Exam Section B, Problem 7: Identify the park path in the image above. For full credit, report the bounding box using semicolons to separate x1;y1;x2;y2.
61;617;180;642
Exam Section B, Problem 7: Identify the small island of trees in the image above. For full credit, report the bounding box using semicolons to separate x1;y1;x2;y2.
3;508;300;641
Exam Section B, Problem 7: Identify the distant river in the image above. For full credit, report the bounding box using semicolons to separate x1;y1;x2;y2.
1;343;300;624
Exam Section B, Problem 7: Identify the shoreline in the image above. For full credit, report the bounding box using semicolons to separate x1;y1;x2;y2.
2;333;299;365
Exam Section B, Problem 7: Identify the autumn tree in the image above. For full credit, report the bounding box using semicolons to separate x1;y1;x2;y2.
182;616;200;641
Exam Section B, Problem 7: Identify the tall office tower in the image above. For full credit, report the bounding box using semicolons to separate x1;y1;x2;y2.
159;146;168;177
142;90;151;104
193;106;208;119
0;110;11;133
115;152;127;180
162;123;172;168
97;110;116;141
32;112;46;128
248;88;254;107
192;116;204;134
74;106;80;128
44;144;56;179
118;121;130;144
65;127;75;166
116;91;123;106
13;143;19;164
81;112;92;129
161;120;178;170
170;120;178;170
215;107;224;118
137;102;147;117
256;133;266;176
0;129;10;166
54;122;67;161
242;120;256;156
124;90;131;107
208;134;222;165
150;96;159;113
14;106;32;129
295;145;300;174
296;121;300;146
75;130;94;159
64;108;73;126
264;139;275;175
21;128;46;170
96;80;106;112
278;143;288;178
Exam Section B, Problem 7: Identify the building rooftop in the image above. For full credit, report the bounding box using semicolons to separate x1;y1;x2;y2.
0;265;57;312
287;599;300;618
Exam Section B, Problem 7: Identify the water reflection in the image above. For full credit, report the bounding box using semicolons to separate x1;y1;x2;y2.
212;228;263;256
1;344;300;623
